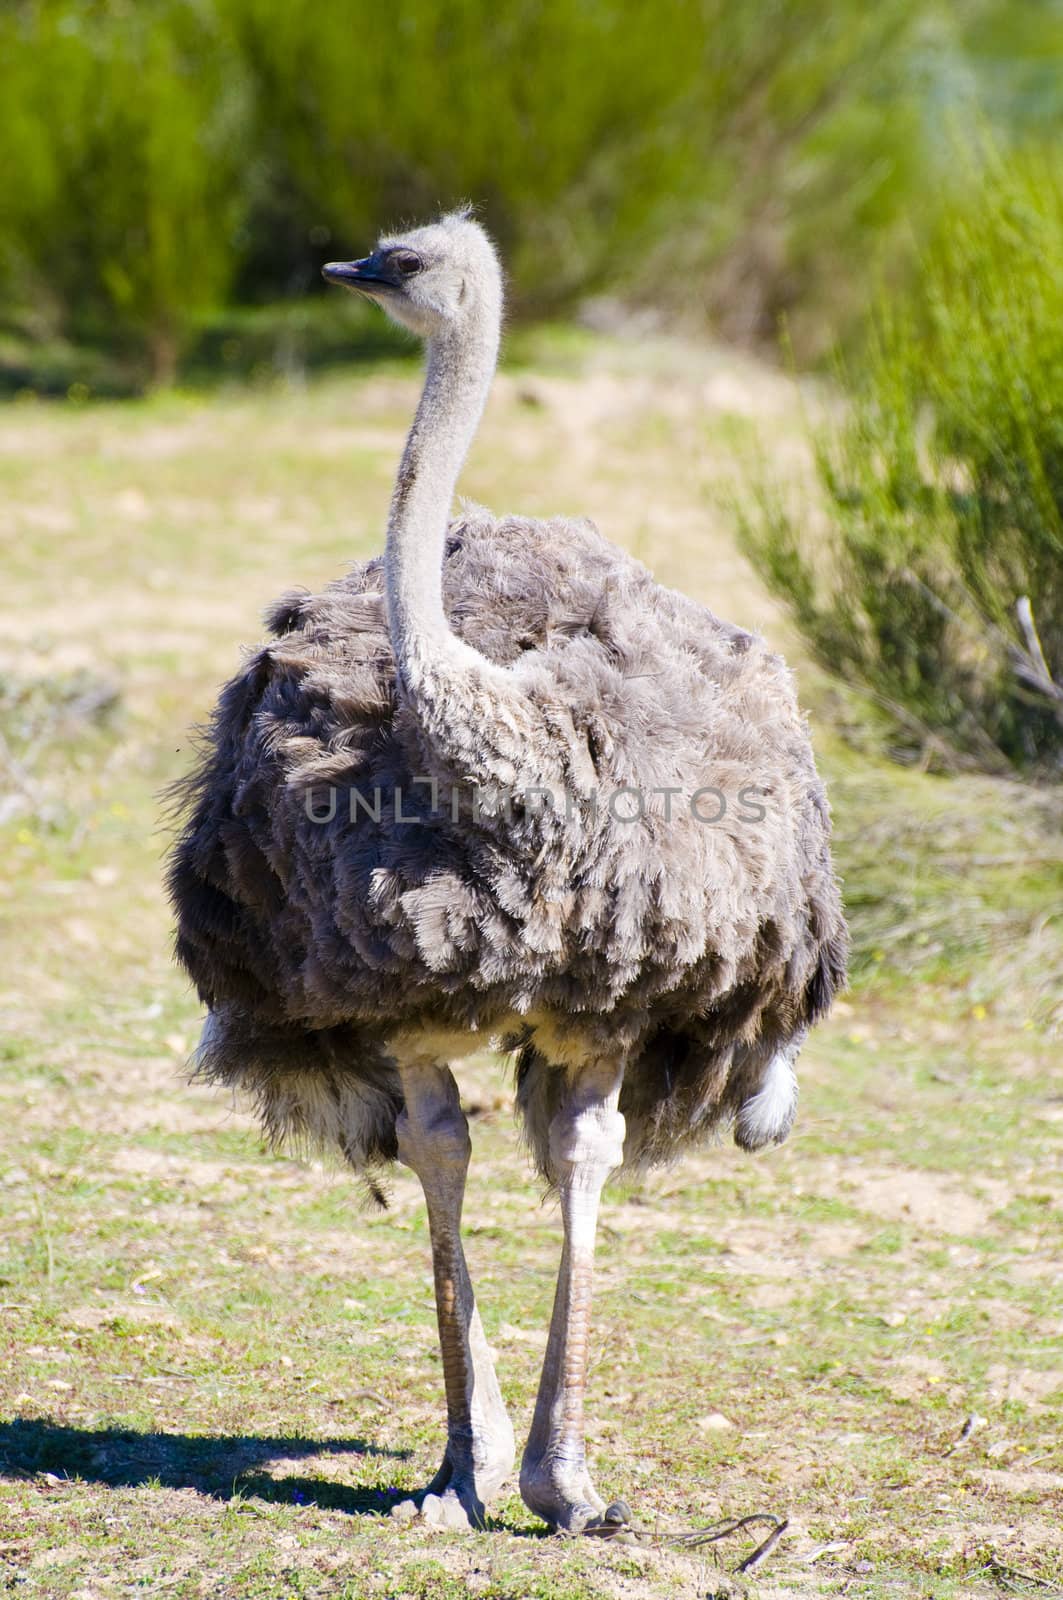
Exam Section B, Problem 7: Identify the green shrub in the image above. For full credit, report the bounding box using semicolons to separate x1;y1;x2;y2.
0;0;251;383
0;0;968;375
219;0;928;337
1;0;1061;382
740;147;1063;779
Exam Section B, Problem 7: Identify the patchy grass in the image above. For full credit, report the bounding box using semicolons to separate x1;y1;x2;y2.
1;336;1061;1598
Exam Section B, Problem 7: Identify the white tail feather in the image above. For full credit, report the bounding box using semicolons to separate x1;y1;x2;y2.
734;1050;798;1151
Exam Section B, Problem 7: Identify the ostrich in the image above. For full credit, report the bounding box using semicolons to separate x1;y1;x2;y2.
168;208;847;1535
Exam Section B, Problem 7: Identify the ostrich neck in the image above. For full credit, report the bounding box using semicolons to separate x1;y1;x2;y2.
385;316;499;685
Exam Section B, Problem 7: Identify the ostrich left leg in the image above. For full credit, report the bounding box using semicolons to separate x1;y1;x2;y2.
520;1058;627;1533
395;1057;515;1528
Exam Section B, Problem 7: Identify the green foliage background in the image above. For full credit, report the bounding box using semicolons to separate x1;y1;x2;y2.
739;149;1063;777
2;0;1062;380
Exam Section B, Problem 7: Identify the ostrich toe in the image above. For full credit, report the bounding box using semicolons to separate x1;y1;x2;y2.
420;1487;481;1530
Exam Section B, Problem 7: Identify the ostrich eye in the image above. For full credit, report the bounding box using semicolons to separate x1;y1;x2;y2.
392;250;422;277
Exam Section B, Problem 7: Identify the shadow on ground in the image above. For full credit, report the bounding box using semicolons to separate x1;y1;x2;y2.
0;1418;413;1515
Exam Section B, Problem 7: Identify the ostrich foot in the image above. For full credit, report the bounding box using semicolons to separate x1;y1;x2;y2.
389;1481;490;1532
393;1417;516;1530
390;1488;471;1529
519;1454;617;1534
417;1487;480;1530
429;1419;516;1510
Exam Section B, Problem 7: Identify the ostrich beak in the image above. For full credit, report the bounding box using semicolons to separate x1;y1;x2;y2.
321;255;394;290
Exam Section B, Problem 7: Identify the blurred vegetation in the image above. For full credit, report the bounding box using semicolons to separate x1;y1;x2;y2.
0;1;251;384
2;0;1062;389
740;148;1063;780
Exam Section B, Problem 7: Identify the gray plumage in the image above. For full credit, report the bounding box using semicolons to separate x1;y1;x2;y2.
167;211;847;1202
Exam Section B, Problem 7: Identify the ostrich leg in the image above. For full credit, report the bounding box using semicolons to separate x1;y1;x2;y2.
395;1059;515;1528
520;1059;627;1533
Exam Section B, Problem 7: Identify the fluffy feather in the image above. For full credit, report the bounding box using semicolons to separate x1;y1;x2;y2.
168;505;847;1197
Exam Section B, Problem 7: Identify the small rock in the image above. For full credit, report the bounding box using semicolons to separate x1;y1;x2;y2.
390;1498;418;1522
697;1411;734;1432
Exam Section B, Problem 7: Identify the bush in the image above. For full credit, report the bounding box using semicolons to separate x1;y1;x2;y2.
739;147;1063;779
217;0;929;336
0;0;982;378
0;0;251;382
1;1;1060;383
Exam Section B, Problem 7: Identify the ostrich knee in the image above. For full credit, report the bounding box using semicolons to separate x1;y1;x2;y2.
395;1071;471;1191
549;1102;627;1185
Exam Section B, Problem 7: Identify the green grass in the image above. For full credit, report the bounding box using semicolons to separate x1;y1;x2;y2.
1;340;1061;1598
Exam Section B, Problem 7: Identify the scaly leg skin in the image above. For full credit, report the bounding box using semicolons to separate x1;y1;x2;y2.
520;1059;629;1534
393;1059;515;1529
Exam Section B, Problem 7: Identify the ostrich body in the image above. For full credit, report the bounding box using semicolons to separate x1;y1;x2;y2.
169;211;847;1533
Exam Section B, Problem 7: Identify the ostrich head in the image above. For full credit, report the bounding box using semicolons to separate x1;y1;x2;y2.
322;209;503;339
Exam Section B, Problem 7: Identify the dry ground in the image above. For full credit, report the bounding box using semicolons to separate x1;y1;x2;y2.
0;333;1061;1599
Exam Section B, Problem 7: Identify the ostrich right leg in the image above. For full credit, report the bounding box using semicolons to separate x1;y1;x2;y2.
394;1058;515;1528
520;1058;627;1532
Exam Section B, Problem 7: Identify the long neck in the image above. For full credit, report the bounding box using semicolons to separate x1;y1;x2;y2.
385;312;499;686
